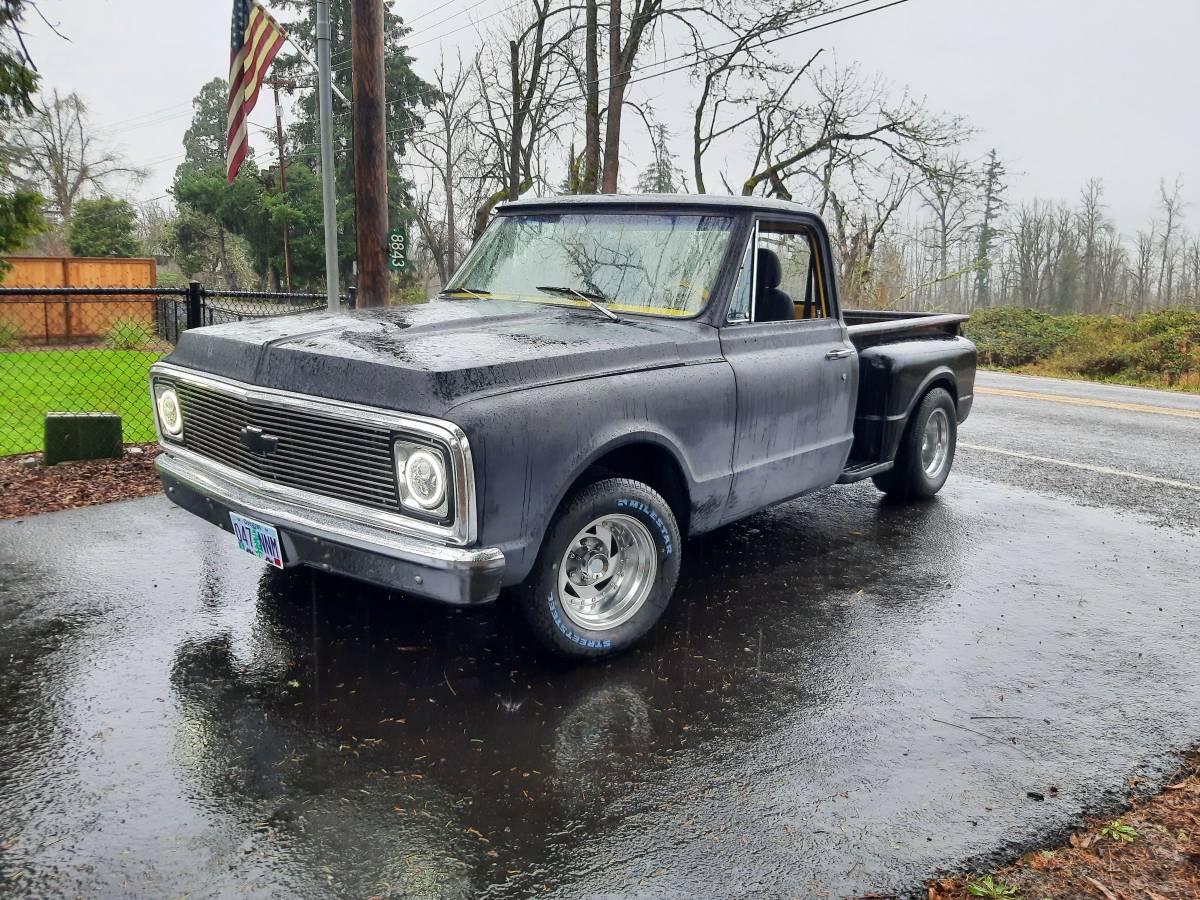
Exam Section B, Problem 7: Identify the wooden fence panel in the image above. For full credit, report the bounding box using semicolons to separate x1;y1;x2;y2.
0;256;158;344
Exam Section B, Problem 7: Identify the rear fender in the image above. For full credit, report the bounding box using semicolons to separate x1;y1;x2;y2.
851;337;975;465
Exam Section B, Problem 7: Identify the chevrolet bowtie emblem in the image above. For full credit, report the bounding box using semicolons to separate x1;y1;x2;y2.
239;425;280;456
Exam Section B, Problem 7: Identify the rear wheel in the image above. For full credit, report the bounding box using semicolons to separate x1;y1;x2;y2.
872;387;957;500
517;477;681;659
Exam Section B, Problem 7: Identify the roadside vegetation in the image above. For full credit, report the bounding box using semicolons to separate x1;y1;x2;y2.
964;307;1200;392
929;752;1200;899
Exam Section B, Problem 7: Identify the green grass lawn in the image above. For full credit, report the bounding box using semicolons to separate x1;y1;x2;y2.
1;349;165;456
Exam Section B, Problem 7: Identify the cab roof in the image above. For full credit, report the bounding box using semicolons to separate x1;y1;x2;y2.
496;193;820;218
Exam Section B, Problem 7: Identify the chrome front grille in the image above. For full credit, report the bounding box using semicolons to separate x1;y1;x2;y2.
174;380;401;514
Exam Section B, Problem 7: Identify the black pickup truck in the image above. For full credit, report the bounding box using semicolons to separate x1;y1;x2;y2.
151;195;975;657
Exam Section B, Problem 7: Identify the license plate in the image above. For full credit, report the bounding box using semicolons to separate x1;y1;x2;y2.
229;512;284;569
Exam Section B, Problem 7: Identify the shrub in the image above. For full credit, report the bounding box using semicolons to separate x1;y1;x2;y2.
156;270;189;289
0;320;19;349
969;307;1200;391
963;307;1079;367
105;320;154;350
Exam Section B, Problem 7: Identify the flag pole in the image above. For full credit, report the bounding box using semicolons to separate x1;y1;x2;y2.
315;0;340;312
285;34;350;107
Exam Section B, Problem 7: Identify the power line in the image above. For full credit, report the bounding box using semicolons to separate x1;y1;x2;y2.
99;101;193;132
280;0;909;164
407;0;478;26
92;0;486;138
336;0;906;130
408;0;523;49
289;0;518;83
127;0;910;185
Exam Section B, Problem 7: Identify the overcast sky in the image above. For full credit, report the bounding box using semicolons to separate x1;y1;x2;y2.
21;0;1200;231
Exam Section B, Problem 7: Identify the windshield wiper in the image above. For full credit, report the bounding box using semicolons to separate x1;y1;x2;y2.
441;286;492;299
536;285;621;322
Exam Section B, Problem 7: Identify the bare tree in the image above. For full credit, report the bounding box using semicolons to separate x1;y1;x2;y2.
5;90;145;221
1132;227;1156;309
1010;201;1055;310
1182;238;1200;309
739;62;967;200
581;0;600;192
411;53;478;283
472;0;575;235
825;167;913;306
691;36;821;195
1155;177;1185;305
1076;178;1106;312
1095;226;1127;312
916;153;978;308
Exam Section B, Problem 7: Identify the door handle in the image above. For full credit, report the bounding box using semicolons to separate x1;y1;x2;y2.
825;348;853;360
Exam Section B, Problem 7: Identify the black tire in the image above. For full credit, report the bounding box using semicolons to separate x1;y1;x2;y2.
871;387;957;500
517;477;682;660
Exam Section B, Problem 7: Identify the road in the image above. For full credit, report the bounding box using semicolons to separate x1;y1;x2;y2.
0;370;1197;899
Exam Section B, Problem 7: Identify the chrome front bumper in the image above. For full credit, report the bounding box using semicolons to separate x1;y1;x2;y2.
157;451;506;604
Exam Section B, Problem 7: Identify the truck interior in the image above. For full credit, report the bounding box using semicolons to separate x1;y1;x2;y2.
751;222;829;323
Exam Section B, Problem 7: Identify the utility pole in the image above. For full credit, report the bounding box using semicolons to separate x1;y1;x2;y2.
351;0;388;306
315;0;340;311
266;77;296;292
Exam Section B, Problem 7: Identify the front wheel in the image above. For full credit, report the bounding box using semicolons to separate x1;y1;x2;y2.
872;387;957;500
517;477;682;659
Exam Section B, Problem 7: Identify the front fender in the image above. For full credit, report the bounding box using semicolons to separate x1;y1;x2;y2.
447;361;736;585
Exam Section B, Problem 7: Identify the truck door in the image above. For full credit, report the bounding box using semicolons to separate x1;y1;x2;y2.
719;219;858;519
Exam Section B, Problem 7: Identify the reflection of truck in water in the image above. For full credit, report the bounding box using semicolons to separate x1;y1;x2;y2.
151;195;976;657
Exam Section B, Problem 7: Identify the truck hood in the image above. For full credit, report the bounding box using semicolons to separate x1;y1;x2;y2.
164;298;714;416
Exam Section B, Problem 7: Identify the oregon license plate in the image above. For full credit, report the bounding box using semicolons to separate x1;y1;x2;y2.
229;512;284;569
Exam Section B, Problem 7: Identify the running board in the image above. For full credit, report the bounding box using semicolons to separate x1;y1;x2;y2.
837;460;894;484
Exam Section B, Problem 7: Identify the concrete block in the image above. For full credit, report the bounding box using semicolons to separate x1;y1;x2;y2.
43;412;123;465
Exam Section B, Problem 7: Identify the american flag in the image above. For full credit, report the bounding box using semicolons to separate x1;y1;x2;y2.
227;0;287;183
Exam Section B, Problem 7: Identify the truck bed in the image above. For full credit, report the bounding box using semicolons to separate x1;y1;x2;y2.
839;309;976;481
843;308;969;350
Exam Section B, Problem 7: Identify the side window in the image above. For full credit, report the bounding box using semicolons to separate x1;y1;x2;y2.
751;223;828;323
726;235;754;323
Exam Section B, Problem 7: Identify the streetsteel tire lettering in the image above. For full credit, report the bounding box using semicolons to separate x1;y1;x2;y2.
548;591;613;650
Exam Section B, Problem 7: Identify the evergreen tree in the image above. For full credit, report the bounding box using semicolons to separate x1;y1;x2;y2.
67;198;141;257
168;79;257;286
271;0;433;281
636;125;685;194
0;1;46;269
179;78;238;172
973;149;1007;308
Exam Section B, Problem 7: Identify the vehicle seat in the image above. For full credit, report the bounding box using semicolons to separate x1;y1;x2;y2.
754;248;794;322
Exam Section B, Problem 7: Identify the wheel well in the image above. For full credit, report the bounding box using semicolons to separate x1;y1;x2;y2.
921;374;958;408
576;442;691;535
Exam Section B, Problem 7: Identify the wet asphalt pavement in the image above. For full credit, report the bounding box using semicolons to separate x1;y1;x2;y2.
1;370;1198;898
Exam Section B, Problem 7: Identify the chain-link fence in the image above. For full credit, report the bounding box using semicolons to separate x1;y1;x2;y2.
0;282;353;457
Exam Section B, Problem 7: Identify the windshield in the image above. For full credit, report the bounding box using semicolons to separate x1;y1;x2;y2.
445;212;736;317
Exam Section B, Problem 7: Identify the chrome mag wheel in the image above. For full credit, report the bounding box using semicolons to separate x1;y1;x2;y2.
921;406;951;478
556;513;657;631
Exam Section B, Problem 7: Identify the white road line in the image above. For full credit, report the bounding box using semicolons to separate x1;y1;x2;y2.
958;442;1200;492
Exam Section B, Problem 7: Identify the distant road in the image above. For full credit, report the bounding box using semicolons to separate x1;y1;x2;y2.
956;370;1200;529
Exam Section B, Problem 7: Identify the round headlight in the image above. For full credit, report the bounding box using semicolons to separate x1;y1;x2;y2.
405;448;446;509
156;387;183;436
